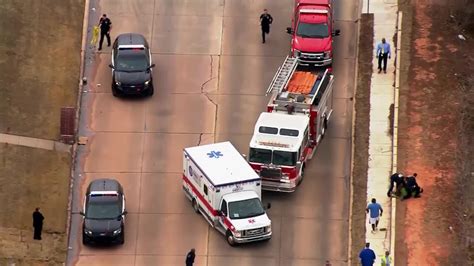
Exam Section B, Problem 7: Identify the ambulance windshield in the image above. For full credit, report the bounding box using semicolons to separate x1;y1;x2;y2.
228;198;265;219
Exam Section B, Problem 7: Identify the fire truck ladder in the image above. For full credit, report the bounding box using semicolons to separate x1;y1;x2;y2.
265;56;298;96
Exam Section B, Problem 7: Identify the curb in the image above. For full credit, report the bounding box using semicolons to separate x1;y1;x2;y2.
65;0;90;258
347;5;364;265
390;10;403;265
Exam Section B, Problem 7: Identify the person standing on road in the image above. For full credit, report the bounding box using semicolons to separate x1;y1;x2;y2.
185;248;195;266
376;38;391;73
260;9;273;44
98;14;112;51
366;198;383;232
32;208;44;240
381;250;393;266
359;242;376;266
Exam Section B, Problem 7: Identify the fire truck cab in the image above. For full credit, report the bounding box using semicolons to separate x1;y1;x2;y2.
248;56;334;192
286;0;340;66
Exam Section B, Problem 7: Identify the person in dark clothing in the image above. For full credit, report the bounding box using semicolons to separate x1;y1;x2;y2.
359;242;376;266
387;172;404;197
401;175;411;200
32;208;44;240
185;248;195;266
260;9;273;43
406;173;423;198
98;14;112;51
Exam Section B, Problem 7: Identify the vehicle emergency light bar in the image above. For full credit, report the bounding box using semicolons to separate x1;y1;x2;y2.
118;45;145;49
299;9;328;14
258;141;290;148
90;191;119;196
296;0;332;8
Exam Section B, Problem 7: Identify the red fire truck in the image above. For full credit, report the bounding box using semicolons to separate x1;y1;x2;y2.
286;0;340;67
248;56;334;192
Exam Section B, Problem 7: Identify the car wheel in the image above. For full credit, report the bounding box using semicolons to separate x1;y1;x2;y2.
119;230;125;245
226;231;236;246
147;86;154;97
82;233;89;245
192;199;200;214
112;87;119;97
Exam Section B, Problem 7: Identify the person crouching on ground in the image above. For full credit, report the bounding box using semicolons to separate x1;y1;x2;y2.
406;173;423;198
387;172;404;197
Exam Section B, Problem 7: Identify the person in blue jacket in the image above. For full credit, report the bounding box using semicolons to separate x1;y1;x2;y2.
359;242;376;266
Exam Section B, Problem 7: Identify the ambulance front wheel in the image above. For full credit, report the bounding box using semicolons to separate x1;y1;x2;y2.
226;231;236;246
192;199;200;214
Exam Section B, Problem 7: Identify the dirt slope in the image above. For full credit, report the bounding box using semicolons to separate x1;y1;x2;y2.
396;0;474;264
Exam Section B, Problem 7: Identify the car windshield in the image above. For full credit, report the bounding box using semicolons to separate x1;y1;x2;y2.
86;196;121;219
228;198;265;219
296;22;329;38
273;150;298;166
115;50;149;72
249;148;272;164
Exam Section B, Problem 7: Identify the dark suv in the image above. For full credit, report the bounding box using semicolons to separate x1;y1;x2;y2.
109;33;155;97
81;178;127;245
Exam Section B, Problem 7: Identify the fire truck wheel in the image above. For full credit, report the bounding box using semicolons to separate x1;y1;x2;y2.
226;231;236;246
321;117;328;138
192;198;200;213
297;164;305;186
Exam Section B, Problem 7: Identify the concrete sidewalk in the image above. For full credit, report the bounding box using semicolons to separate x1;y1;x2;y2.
0;133;71;152
362;0;399;264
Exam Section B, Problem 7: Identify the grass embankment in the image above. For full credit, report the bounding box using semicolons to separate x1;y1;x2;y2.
0;0;85;264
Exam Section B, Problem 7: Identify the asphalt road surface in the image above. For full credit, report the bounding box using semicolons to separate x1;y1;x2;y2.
67;0;360;265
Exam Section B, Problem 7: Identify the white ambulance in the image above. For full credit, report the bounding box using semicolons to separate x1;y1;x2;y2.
182;141;272;246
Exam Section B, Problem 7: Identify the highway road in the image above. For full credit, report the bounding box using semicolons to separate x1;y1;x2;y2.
67;0;360;265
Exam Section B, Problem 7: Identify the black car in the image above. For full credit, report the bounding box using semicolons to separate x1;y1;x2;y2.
81;178;127;245
109;33;155;97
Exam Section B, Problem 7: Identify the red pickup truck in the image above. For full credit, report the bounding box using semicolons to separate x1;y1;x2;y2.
286;0;340;67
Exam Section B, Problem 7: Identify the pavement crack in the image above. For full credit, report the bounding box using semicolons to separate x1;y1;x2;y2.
197;133;204;146
200;55;218;107
200;56;217;100
203;92;218;107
